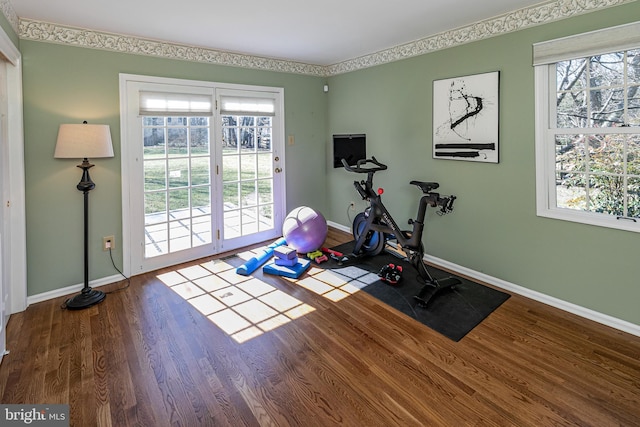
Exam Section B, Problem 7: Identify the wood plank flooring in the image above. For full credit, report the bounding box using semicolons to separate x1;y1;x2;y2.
1;228;639;426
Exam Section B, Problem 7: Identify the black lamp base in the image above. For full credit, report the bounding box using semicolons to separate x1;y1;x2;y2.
65;288;106;310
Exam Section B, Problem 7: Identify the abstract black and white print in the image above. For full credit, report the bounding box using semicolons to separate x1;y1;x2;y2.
433;71;499;163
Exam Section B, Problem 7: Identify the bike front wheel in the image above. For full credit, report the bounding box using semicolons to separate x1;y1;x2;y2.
352;212;385;256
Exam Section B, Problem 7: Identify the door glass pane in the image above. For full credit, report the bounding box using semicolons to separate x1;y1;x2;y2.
168;189;189;219
241;181;257;207
144;160;166;191
143;125;166;157
223;156;239;181
167;117;188;157
190;118;210;155
146;223;167;257
242;207;258;234
192;215;212;247
224;211;240;239
168;158;189;188
191;157;210;185
241;155;256;180
258;179;273;204
169;220;191;251
145;192;166;224
223;182;239;208
192;187;211;213
257;154;272;178
143;116;212;258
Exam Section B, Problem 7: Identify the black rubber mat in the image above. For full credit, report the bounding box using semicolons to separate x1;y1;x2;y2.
328;242;510;341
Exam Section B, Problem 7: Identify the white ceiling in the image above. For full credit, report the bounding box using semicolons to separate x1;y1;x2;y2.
10;0;545;65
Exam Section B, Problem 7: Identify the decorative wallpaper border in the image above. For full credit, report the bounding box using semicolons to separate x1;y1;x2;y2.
0;0;18;34
18;19;327;77
327;0;635;75
16;0;635;76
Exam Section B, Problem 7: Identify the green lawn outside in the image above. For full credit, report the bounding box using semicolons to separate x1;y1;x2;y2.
143;145;273;217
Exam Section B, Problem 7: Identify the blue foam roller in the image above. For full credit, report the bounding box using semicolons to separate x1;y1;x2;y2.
236;237;287;276
263;259;311;279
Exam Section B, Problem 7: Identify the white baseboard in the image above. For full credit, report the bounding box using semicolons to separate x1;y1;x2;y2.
328;221;350;234
326;221;640;337
27;274;123;306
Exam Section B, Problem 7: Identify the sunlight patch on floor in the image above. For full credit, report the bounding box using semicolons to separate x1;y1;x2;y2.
156;245;379;343
156;248;316;344
287;265;379;303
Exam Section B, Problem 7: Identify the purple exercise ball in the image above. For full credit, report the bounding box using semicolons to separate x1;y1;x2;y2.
282;206;328;253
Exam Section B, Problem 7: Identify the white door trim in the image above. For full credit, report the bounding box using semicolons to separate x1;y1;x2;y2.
119;73;286;276
0;26;27;315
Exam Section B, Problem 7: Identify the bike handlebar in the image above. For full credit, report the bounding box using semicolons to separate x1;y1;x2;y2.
341;156;387;173
436;195;456;215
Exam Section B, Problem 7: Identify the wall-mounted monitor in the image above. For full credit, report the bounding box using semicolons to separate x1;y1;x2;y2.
333;134;366;168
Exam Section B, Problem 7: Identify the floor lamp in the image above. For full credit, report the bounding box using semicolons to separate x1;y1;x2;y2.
55;122;114;310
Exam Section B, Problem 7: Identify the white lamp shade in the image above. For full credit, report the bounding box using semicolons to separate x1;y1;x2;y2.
54;124;114;159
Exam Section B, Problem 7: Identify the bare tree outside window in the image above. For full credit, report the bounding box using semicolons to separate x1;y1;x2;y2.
554;49;640;218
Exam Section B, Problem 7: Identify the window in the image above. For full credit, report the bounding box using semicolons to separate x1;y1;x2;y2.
534;22;640;232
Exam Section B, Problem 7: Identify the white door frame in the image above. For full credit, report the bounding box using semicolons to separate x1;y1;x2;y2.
0;27;27;315
119;74;286;276
121;78;219;274
0;25;28;365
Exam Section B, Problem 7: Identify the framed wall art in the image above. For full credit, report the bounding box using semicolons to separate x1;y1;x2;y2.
432;71;500;163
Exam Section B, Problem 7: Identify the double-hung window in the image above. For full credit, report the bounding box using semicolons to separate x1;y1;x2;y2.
534;21;640;232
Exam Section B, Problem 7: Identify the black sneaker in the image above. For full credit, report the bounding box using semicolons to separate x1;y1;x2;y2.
378;263;393;279
379;263;402;285
386;264;402;284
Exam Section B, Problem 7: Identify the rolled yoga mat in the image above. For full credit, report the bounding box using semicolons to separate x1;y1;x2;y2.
235;237;287;276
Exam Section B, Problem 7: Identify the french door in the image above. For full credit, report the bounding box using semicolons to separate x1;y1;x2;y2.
216;89;284;250
121;75;285;274
141;114;213;261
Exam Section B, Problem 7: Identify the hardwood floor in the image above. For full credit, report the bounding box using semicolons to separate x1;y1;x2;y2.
1;228;639;426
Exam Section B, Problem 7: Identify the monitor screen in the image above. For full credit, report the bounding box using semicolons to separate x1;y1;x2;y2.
333;134;366;168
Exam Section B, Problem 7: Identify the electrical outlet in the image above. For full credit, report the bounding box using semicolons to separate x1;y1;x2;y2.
349;201;356;211
103;235;115;251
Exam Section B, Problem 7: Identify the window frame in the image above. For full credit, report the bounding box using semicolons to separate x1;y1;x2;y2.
534;22;640;233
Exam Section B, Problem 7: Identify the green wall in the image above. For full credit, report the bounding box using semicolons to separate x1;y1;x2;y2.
21;41;327;296
0;12;18;48
326;2;640;325
18;2;640;326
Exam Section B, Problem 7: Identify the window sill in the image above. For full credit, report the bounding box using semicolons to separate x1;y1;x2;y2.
536;207;640;233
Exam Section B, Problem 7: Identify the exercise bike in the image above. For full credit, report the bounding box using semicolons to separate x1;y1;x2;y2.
342;157;461;307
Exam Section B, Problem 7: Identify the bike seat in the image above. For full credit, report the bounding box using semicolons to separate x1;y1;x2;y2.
410;180;439;193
